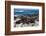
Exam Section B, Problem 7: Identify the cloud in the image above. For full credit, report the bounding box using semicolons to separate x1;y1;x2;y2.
16;10;24;12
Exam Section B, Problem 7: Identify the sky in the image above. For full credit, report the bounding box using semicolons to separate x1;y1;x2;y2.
14;8;39;15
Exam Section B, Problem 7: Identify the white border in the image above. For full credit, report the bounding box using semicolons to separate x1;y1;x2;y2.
11;5;42;31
